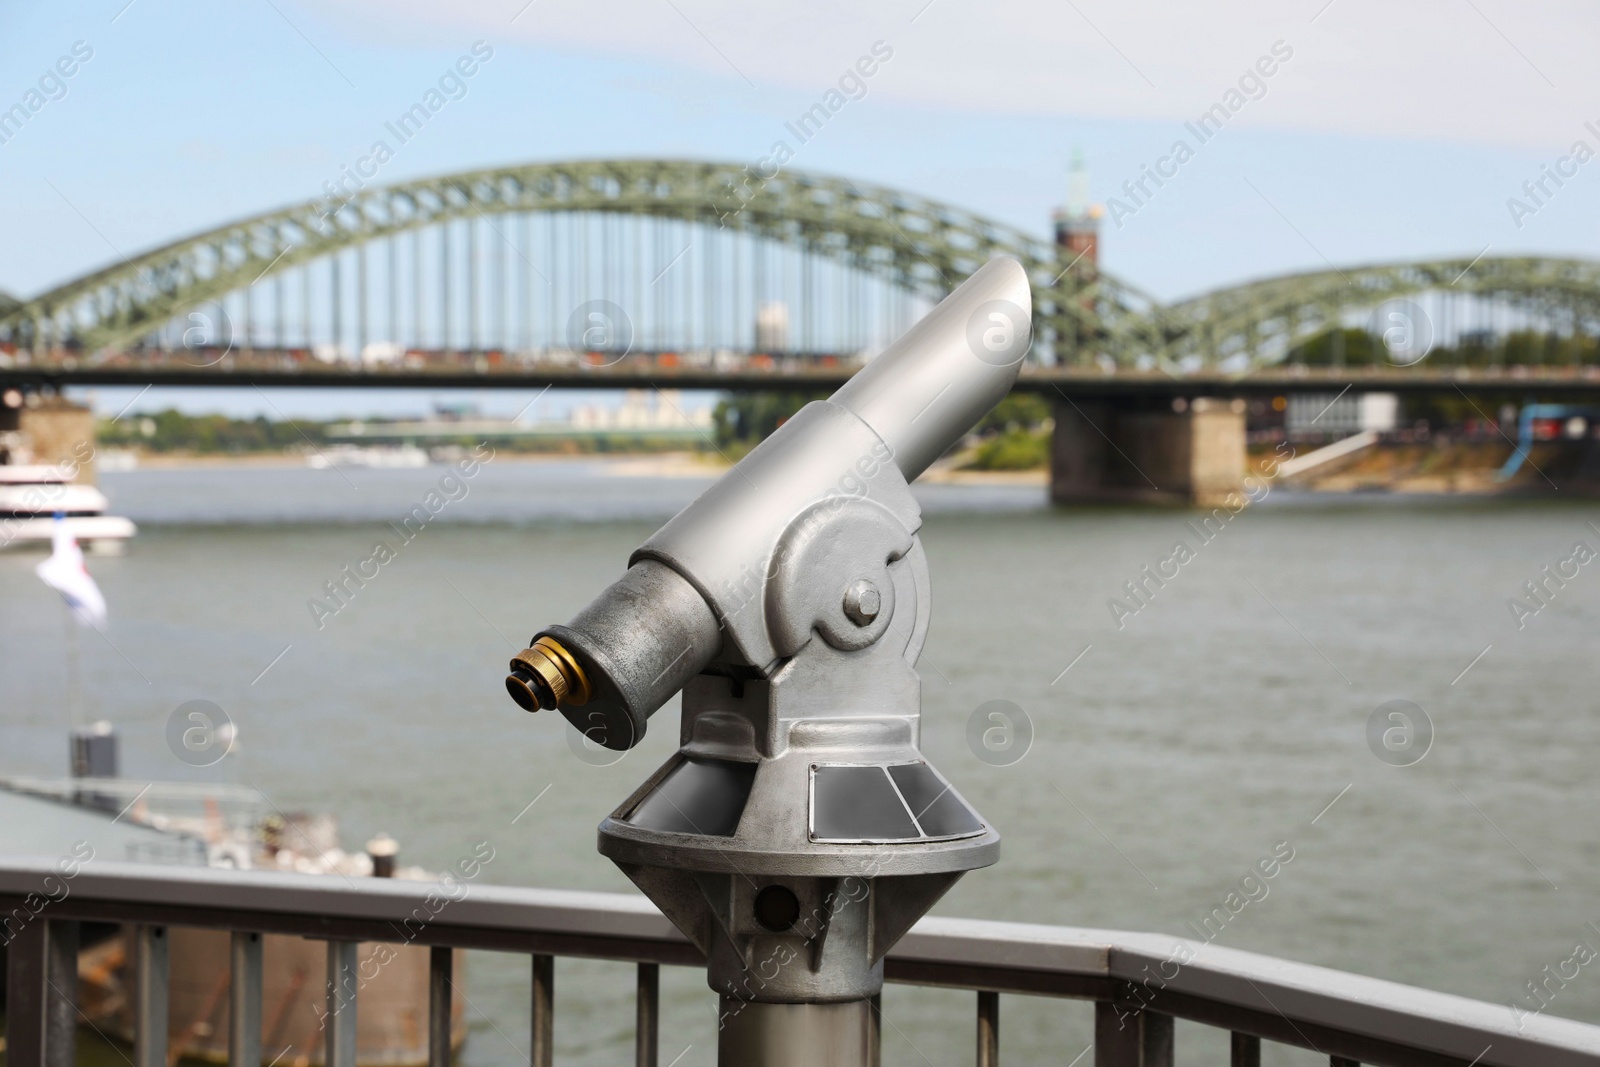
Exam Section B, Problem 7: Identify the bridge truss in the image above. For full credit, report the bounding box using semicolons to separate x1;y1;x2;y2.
1168;256;1600;371
1;160;1597;375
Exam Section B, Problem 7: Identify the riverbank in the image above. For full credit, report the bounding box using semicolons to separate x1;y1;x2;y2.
101;448;1054;486
1265;439;1582;496
88;438;1591;497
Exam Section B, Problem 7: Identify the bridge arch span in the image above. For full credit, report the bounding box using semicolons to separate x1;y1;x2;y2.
1165;256;1600;370
0;159;1163;361
5;161;1599;373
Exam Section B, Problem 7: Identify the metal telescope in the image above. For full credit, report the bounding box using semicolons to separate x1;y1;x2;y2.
505;257;1031;1065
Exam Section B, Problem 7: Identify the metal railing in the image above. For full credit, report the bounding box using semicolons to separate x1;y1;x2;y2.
2;859;1597;1067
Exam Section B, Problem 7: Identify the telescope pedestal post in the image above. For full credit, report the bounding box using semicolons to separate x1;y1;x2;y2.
718;998;875;1067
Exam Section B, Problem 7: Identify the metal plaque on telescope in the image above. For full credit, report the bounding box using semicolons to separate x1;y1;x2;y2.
809;762;985;844
625;756;757;837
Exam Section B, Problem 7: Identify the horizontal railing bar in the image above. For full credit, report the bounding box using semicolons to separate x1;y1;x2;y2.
2;860;1596;1067
894;919;1600;1067
7;894;703;966
884;958;1110;1000
1110;988;1478;1067
0;860;675;943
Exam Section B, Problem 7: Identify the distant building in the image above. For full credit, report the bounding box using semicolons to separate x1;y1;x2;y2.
567;389;712;431
1287;393;1399;435
434;401;479;421
1052;150;1103;364
755;302;789;353
1053;149;1102;271
360;341;404;365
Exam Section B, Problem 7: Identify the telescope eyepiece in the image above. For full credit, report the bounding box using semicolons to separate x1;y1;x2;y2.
508;636;592;712
505;670;546;712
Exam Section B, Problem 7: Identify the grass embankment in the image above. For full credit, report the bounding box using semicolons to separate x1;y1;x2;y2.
960;428;1050;470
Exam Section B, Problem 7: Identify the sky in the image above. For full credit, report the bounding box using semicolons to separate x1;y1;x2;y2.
2;0;1597;418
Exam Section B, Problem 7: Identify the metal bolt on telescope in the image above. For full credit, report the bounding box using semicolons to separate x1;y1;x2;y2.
505;258;1032;1066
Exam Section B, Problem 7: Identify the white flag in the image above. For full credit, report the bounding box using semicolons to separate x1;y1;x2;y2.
35;515;107;628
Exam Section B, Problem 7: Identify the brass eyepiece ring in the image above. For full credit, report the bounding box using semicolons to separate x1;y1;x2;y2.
507;635;592;712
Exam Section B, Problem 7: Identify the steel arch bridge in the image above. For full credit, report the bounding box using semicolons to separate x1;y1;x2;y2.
1166;257;1600;370
2;158;1598;375
0;159;1165;363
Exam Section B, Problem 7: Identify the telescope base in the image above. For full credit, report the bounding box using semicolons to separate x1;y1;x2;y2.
718;998;875;1067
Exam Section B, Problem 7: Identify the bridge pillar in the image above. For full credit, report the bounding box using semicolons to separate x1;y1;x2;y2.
0;395;96;480
1050;397;1245;507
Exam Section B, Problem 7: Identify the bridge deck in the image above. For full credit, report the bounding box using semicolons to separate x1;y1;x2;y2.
9;350;1600;395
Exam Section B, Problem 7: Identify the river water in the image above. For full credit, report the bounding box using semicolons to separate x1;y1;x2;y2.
3;458;1597;1066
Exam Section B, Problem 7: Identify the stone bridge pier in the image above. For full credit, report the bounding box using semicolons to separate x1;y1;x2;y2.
1049;396;1247;507
0;392;97;479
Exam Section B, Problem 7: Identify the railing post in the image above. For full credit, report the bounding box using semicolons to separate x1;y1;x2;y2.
1231;1032;1261;1066
4;917;48;1067
5;916;79;1067
428;945;452;1067
1094;1001;1173;1067
325;940;359;1067
44;919;79;1067
869;992;883;1067
636;961;659;1067
976;990;999;1067
135;924;169;1067
532;953;554;1067
230;931;264;1067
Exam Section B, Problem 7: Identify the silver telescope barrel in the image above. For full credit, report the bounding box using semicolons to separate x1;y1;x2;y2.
830;257;1032;480
506;257;1033;747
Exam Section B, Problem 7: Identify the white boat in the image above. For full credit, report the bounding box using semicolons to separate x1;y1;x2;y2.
307;444;429;469
0;464;137;551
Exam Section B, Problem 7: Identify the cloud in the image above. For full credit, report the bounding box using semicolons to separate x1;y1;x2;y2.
313;0;1592;149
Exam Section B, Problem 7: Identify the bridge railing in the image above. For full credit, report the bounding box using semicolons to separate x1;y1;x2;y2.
0;344;870;381
14;344;1600;393
3;859;1596;1066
